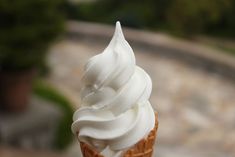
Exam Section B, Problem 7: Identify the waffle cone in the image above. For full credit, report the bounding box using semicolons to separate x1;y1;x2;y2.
79;112;158;157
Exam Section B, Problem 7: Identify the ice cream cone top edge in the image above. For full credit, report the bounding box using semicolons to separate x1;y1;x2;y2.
72;21;155;156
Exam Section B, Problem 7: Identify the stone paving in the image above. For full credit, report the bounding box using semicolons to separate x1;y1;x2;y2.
48;38;235;157
0;96;62;150
0;146;66;157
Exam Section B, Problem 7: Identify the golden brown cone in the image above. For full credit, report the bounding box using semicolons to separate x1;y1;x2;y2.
79;112;158;157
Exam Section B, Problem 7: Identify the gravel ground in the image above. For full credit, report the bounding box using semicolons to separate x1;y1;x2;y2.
48;39;235;157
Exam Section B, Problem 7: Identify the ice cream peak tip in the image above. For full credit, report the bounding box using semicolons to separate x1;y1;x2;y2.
116;21;121;30
114;21;125;40
116;21;121;26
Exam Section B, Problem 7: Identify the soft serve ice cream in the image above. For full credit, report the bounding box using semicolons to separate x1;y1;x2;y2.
72;22;155;157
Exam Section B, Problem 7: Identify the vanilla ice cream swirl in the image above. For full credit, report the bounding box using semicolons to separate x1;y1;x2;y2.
72;22;155;156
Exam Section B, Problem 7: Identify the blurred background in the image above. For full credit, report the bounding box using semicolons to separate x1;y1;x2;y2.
0;0;235;157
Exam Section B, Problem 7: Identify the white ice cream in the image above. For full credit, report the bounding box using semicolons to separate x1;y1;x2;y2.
71;22;155;157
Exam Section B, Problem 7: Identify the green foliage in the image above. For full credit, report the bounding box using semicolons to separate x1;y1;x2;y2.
0;0;65;71
33;80;74;150
166;0;232;35
70;0;157;28
69;0;235;38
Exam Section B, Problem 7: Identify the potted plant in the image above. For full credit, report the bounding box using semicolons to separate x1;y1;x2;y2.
0;0;65;112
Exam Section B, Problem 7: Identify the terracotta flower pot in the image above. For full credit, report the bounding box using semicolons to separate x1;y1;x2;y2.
0;69;37;112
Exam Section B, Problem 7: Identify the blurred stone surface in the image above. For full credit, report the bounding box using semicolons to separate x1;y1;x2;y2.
48;30;235;156
0;146;66;157
0;96;62;150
